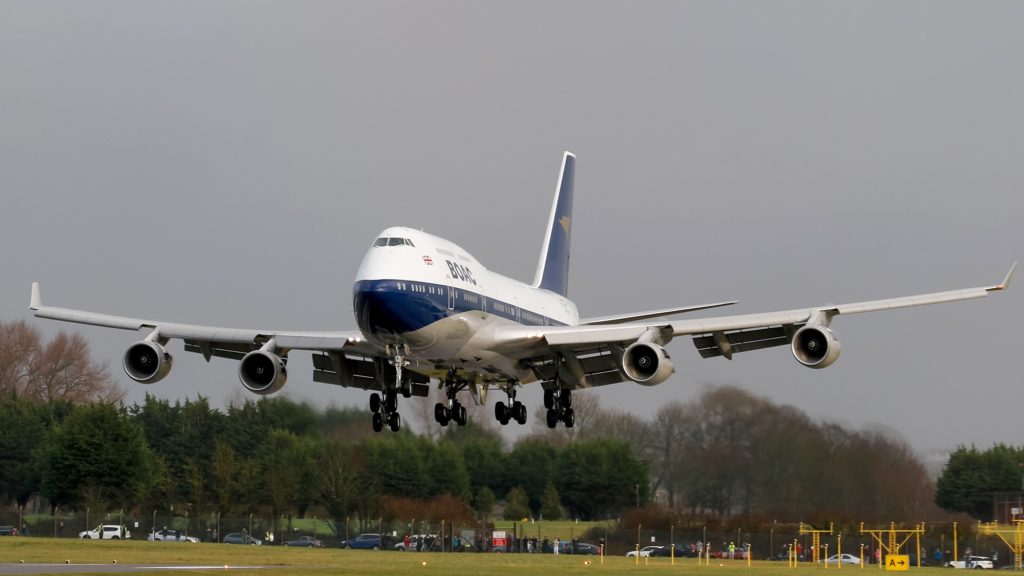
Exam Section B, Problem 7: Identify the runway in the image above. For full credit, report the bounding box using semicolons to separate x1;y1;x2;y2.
0;564;271;574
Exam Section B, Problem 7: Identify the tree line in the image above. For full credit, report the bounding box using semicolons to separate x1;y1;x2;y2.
0;393;649;532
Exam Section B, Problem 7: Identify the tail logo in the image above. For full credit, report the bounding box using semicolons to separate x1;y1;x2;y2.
559;216;571;235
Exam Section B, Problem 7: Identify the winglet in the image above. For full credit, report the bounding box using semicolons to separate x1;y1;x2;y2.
30;282;41;310
990;261;1017;292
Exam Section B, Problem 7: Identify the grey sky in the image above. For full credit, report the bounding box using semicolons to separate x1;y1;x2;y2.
2;1;1021;451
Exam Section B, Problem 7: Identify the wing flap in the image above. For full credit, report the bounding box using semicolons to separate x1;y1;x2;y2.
692;325;796;359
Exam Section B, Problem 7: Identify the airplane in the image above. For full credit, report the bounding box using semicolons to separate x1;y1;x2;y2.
29;152;1016;432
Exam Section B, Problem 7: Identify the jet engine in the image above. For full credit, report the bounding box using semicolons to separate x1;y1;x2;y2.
791;324;841;368
239;349;288;395
122;341;173;384
622;342;675;386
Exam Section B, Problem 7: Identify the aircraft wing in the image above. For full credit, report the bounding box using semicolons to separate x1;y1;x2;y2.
30;283;368;352
494;262;1015;388
28;282;396;392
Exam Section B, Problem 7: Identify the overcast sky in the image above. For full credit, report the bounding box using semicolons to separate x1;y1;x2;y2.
1;1;1020;452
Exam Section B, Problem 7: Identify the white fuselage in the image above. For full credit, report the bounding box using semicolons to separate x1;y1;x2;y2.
352;227;578;383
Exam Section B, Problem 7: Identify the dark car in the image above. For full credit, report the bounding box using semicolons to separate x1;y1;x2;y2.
0;526;16;536
285;535;323;548
569;542;601;555
648;544;692;558
222;532;262;545
340;533;385;550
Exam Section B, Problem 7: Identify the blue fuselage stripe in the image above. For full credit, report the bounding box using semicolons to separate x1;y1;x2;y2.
353;279;565;338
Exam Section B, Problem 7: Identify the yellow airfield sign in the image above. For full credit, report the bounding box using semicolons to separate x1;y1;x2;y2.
886;555;910;571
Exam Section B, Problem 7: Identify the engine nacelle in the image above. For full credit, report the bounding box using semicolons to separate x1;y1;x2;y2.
239;350;288;395
622;342;675;386
122;341;173;384
791;324;842;369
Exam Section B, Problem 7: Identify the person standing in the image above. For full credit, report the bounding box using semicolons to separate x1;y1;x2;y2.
554;536;560;555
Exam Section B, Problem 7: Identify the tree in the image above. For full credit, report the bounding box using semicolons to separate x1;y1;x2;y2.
36;403;155;510
259;429;315;534
210;439;239;515
556;438;649;520
474;486;495;521
503;485;530;520
507;439;559;514
0;397;51;505
936;444;1024;520
316;440;368;534
0;320;123;404
540;481;562;520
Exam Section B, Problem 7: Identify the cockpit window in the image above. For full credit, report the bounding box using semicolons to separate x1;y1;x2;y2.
373;237;415;248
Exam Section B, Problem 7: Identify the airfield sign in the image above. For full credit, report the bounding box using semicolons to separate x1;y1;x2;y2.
886;554;909;571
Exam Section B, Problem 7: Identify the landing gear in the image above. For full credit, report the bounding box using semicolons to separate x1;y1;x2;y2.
543;386;574;429
494;384;527;426
434;399;467;427
369;390;402;432
434;372;468;427
368;345;410;433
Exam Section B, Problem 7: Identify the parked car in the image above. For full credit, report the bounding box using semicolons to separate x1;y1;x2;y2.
565;542;601;555
626;545;663;558
284;535;323;548
222;532;262;545
340;533;385;550
648;544;691;558
0;526;16;536
147;529;198;543
79;524;131;539
824;553;862;565
946;556;994;569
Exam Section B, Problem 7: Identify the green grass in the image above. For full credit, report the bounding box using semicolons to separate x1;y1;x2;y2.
0;537;952;575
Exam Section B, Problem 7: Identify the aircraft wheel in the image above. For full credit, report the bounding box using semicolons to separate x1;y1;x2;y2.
495;402;509;425
456;404;468;426
434;403;446;423
546;408;558;429
564;408;575;428
400;380;412;398
514;402;527;425
543;389;554;410
385;392;398;413
372;412;384;432
560;390;572;409
369;393;381;413
389;412;402;432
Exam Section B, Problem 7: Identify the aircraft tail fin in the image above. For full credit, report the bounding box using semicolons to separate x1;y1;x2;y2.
532;151;575;296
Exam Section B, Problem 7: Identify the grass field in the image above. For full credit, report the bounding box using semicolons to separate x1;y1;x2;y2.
0;537;955;575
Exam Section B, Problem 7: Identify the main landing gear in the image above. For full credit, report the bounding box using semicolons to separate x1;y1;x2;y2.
435;373;468;427
369;346;409;433
543;387;574;429
494;385;527;426
369;390;401;432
